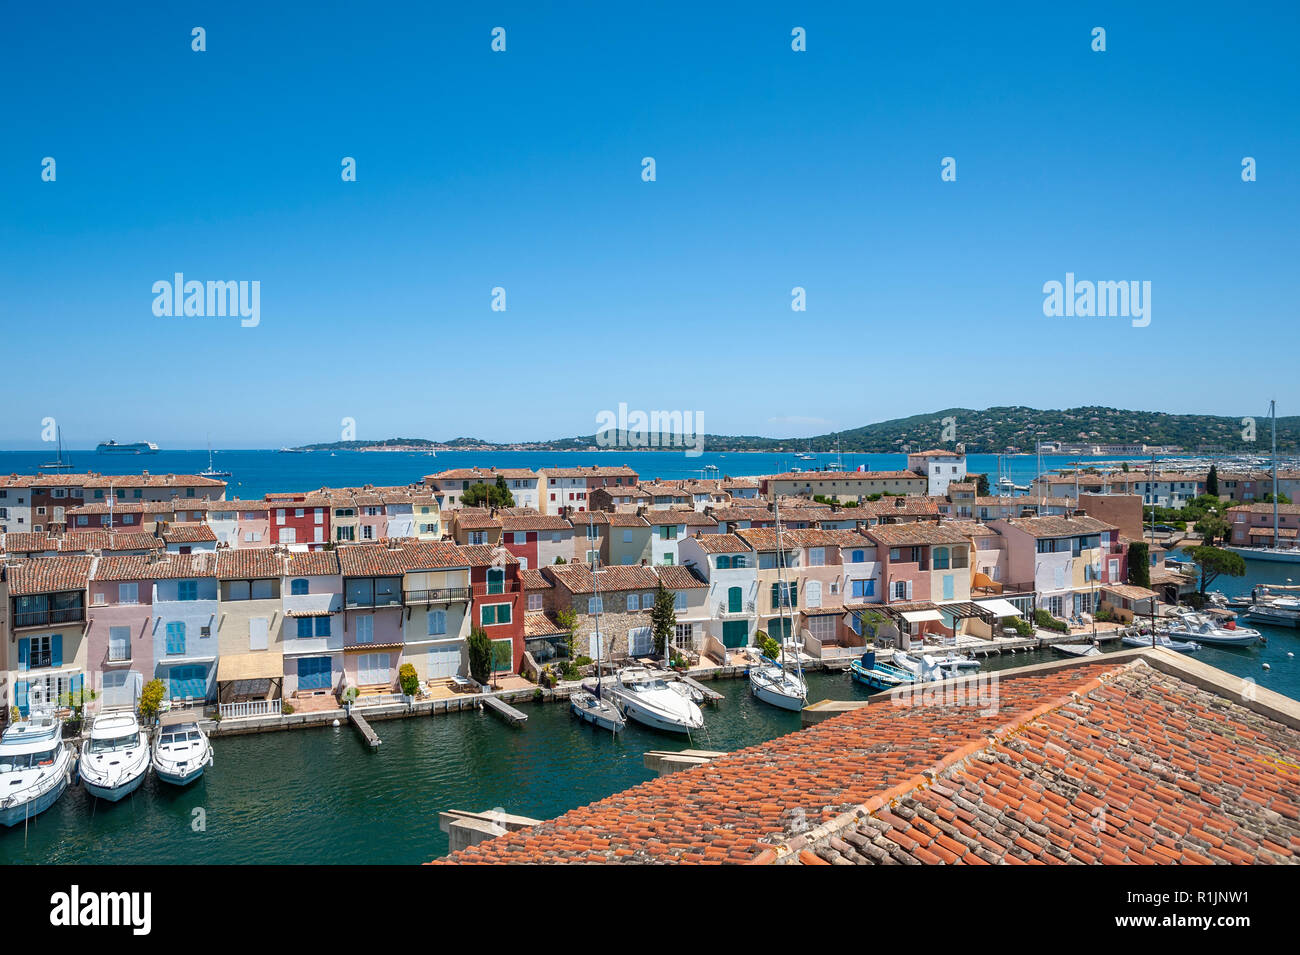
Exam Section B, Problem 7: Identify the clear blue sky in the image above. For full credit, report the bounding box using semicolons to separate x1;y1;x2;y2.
1;2;1296;448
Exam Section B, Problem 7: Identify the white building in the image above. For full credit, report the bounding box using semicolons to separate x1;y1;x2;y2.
907;449;967;496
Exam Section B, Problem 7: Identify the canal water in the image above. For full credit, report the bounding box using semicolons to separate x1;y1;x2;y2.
5;558;1297;865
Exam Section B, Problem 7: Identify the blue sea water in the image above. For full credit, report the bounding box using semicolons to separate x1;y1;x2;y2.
1;448;1131;500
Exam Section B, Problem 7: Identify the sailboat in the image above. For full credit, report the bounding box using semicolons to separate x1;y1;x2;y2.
748;499;808;711
1227;400;1300;563
40;426;74;470
572;558;626;734
199;440;232;479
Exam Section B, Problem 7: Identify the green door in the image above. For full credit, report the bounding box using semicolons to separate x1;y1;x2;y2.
727;586;742;613
722;620;749;648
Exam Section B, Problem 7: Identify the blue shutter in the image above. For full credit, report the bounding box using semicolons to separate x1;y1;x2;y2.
16;681;29;716
51;634;63;668
17;638;29;672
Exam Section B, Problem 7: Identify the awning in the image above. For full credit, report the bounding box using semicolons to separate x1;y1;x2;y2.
976;598;1024;618
900;610;944;624
1102;584;1158;601
217;652;284;682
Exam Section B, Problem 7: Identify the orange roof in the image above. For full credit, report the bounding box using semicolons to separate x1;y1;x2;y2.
436;656;1300;864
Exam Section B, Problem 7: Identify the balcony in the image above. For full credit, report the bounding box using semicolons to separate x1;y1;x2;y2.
13;606;84;629
107;645;132;664
405;587;471;605
473;581;522;597
344;595;403;610
716;600;755;618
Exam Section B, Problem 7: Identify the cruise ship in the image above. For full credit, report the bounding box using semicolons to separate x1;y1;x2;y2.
96;440;159;454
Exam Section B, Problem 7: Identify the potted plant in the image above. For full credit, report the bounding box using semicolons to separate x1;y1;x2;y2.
398;662;420;703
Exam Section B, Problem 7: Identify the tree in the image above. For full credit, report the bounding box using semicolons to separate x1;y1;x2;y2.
139;679;166;723
398;662;420;696
973;473;990;496
1194;513;1230;546
1206;464;1219;497
556;607;578;661
1257;493;1292;505
461;477;515;509
1187;545;1246;595
1121;461;1130;473
467;628;493;684
1127;541;1150;588
650;582;677;659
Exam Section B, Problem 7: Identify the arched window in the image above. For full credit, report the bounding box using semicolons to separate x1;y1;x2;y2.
716;555;731;570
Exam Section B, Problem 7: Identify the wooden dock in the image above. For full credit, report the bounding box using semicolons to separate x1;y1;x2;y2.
349;708;381;747
675;674;724;703
482;695;528;726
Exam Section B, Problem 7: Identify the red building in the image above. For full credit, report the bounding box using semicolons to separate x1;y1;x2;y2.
463;545;525;673
265;492;331;549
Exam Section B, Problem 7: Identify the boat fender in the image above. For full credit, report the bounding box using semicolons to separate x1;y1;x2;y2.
1262;663;1271;671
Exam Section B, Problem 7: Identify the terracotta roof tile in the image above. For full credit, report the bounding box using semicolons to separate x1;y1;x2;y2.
7;555;93;595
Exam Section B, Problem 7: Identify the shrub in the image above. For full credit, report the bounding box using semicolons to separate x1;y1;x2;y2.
1010;616;1034;638
757;633;782;660
282;702;295;715
139;679;166;723
1093;607;1117;623
398;662;420;696
467;628;493;684
1034;609;1069;633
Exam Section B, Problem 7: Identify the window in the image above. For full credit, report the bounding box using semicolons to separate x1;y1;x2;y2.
356;652;390;686
660;524;677;540
851;579;875;599
674;591;686;611
178;580;198;601
806;581;822;608
291;579;309;596
628;627;654;656
165;622;186;655
716;555;731;570
808;547;825;567
587;596;603;614
427;609;447;636
527;593;543;611
513;532;527;545
770;581;797;611
661;554;673;565
889;548;901;561
355;616;374;643
626;594;640;611
481;603;512;626
622;529;633;543
891;580;911;601
851;549;864;563
933;547;949;570
118;582;139;604
108;627;131;662
675;623;693;643
297;617;314;638
279;527;297;544
315;617;330;637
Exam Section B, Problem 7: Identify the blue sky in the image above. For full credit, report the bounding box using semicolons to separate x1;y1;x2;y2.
1;2;1296;448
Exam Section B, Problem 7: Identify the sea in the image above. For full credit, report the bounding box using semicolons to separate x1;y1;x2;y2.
1;447;1136;499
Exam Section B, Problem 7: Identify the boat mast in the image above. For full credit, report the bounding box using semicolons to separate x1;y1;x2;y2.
590;542;603;694
1272;399;1278;549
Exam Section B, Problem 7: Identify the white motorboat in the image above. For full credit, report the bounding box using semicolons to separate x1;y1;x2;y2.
79;712;150;802
748;663;807;711
0;712;75;827
1164;612;1263;647
151;721;213;786
570;688;625;734
1052;642;1102;658
1121;632;1201;653
605;667;703;734
893;650;981;678
669;680;705;705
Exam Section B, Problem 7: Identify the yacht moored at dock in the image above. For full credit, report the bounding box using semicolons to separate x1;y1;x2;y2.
847;650;916;691
1163;611;1263;647
570;689;626;734
0;713;75;828
151;722;214;786
605;667;704;735
79;712;150;802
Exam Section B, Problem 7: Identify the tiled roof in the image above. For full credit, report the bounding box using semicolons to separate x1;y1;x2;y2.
283;550;341;577
604;512;649;528
708;507;774;522
524;612;568;637
460;545;519;567
161;523;217;543
544;466;639;479
642;509;716;527
654;565;707;590
0;532;57;553
787;664;1300;865
908;448;963;458
545;563;661;595
501;514;572;532
81;473;227;489
426;467;540;481
764;470;922;482
520;568;553;590
439;657;1300;864
734;528;801;552
998;515;1117;538
58;531;164;553
404;540;472;570
691;533;752;554
453;509;503;530
1229;503;1300;516
866;523;977;547
8;555;93;595
93;552;217;581
66;500;176;515
337;540;468;576
217;547;286;580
